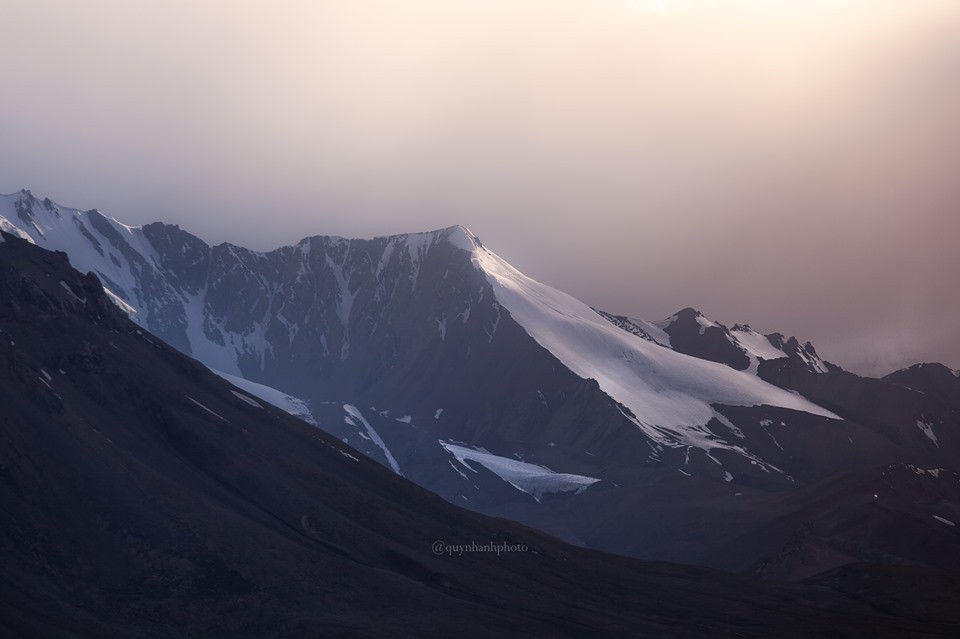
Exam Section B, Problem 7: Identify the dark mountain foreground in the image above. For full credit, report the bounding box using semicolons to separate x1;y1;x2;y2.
3;237;960;637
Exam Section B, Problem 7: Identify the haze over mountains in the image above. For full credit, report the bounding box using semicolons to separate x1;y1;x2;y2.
5;2;960;377
6;220;960;637
3;188;958;582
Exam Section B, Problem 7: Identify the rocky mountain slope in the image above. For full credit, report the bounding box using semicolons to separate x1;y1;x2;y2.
886;363;960;413
596;307;835;375
2;189;957;579
8;231;960;636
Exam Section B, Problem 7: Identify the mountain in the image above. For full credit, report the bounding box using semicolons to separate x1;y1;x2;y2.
885;363;960;413
596;307;835;374
8;230;960;637
2;189;959;580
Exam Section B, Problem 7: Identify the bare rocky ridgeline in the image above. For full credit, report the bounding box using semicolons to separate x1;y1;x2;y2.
2;189;959;581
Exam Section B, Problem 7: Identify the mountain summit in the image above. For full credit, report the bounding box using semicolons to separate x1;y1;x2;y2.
7;217;960;636
3;189;958;578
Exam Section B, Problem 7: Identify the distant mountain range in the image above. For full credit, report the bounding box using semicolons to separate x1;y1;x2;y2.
8;219;960;636
3;188;958;581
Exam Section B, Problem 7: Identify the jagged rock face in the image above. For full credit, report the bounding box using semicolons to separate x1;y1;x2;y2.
140;224;503;396
0;192;656;511
592;309;671;345
3;190;960;580
1;191;511;401
632;306;836;375
136;223;652;480
6;229;959;638
658;307;752;370
595;304;835;376
765;332;835;374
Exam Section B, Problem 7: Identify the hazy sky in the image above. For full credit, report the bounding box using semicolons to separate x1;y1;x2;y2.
2;1;959;374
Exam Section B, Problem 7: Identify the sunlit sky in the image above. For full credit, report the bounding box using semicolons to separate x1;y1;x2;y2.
2;1;959;374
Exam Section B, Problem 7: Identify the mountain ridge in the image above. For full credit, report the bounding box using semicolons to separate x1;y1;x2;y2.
4;226;959;637
3;188;958;579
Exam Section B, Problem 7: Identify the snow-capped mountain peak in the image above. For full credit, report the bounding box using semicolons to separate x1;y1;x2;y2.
1;189;838;469
6;189;960;582
439;224;481;252
464;240;838;450
593;303;835;377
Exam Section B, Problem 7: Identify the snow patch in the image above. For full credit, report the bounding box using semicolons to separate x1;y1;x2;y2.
325;253;356;359
182;292;240;376
343;404;402;475
103;287;137;316
59;281;85;303
440;441;600;501
185;396;228;422
729;325;787;373
230;390;263;409
695;314;717;335
0;215;35;242
624;317;672;346
448;460;471;481
795;345;829;374
905;465;944;478
916;418;939;447
213;369;317;425
444;225;479;252
933;515;955;527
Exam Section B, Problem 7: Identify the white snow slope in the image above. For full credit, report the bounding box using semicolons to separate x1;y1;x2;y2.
0;191;170;325
343;404;402;475
446;227;839;454
440;441;599;500
213;369;318;426
729;325;789;368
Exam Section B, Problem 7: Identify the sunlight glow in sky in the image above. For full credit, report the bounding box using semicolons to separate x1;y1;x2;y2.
625;0;670;15
2;1;959;374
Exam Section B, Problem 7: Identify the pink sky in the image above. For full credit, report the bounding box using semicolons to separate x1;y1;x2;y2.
2;1;959;374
